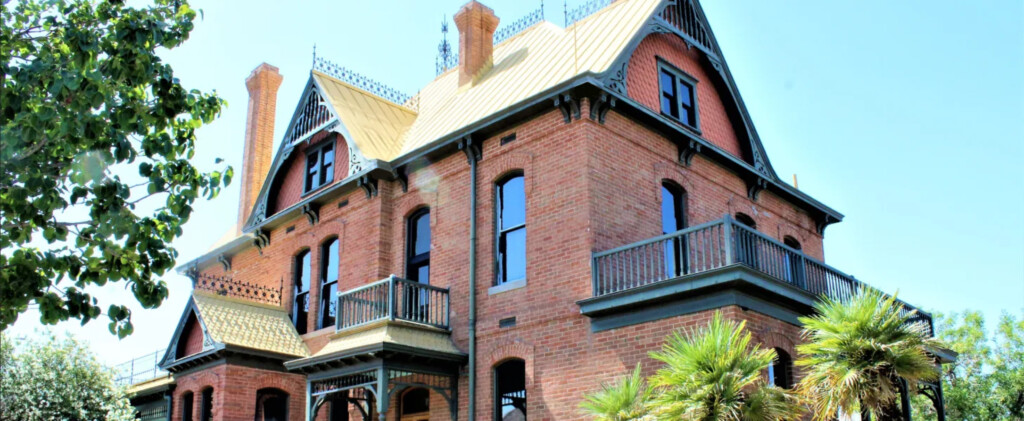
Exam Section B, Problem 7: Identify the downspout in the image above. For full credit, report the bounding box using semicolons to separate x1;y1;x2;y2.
459;138;481;421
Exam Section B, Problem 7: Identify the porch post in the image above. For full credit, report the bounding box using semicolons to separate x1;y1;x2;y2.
899;378;912;421
377;367;389;421
934;381;947;421
722;214;733;265
306;381;313;421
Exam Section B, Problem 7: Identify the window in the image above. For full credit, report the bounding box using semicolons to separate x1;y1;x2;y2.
181;391;194;421
658;64;698;128
293;250;311;335
199;388;213;421
661;182;687;277
406;209;431;285
768;348;793;389
400;388;430;421
734;213;758;268
328;392;350;421
304;140;335;193
255;388;288;421
783;236;805;288
496;174;526;286
319;238;340;329
494;359;526;421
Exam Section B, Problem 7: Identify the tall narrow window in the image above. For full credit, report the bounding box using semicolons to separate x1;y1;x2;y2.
661;182;687;277
255;388;289;421
783;236;805;288
406;209;431;285
199;388;213;421
494;359;526;421
293;250;311;335
304;141;335;193
496;174;526;286
181;391;194;421
658;64;698;129
319;238;340;329
768;348;793;389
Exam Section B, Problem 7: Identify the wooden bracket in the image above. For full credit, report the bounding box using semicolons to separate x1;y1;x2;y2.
554;93;581;123
589;93;617;124
253;230;271;255
301;203;320;225
357;175;378;198
678;139;702;166
216;254;231;271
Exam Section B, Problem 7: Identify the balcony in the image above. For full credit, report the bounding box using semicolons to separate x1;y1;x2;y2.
580;216;934;335
335;276;451;331
285;276;463;419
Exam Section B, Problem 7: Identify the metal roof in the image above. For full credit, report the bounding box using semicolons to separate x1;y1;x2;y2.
192;291;310;358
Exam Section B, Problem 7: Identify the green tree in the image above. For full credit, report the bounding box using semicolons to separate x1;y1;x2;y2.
0;0;231;337
796;289;940;421
647;312;801;421
991;313;1024;419
0;331;135;420
579;363;654;421
911;311;997;420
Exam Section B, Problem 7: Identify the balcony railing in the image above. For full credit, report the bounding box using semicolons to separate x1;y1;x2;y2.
591;215;933;336
113;349;167;387
335;276;451;331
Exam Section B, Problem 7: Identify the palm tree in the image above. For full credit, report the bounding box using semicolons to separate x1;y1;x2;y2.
647;312;802;421
579;363;654;421
796;288;941;421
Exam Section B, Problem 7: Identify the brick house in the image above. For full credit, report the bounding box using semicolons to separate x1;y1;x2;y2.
123;0;953;420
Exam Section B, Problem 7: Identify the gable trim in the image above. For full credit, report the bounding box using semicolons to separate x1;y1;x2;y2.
158;297;218;370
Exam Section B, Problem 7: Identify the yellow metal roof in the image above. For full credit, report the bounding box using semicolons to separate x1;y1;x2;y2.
313;70;418;161
290;320;464;366
313;0;660;162
126;374;174;397
192;291;310;358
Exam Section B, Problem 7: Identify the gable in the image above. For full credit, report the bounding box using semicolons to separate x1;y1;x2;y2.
267;131;349;215
159;298;216;370
176;312;208;359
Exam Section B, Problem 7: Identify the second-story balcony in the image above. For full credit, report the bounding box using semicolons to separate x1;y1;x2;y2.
579;215;935;336
285;276;464;419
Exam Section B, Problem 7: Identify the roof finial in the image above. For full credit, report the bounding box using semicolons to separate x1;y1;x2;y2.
312;43;317;68
563;0;568;27
436;15;455;76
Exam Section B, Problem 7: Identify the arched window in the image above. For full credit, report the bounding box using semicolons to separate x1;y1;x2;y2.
494;359;526;421
496;174;526;286
783;236;805;287
406;209;431;284
319;238;340;329
293;250;311;334
768;348;793;389
400;388;430;421
735;212;756;229
734;213;759;268
661;182;687;277
199;387;214;421
181;391;194;421
255;388;289;421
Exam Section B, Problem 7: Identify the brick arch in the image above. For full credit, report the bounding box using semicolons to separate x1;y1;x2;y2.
483;151;536;194
755;329;797;359
484;341;536;421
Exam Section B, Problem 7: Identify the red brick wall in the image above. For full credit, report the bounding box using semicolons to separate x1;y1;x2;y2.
627;33;745;159
271;131;350;215
179;312;204;358
171;364;306;421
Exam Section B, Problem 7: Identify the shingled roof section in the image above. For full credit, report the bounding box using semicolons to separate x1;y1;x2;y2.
192;291;310;358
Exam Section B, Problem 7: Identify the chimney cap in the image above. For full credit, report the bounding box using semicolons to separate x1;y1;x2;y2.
246;63;283;91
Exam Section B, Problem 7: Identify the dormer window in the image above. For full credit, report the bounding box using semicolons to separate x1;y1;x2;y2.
658;62;699;129
304;140;335;193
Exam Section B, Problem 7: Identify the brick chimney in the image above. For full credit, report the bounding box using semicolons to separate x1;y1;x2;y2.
237;63;283;230
454;1;500;86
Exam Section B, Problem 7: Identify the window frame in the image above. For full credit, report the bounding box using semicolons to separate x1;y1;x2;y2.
254;388;289;421
292;249;311;335
303;138;336;195
406;208;431;285
181;391;194;421
494;172;527;289
657;59;701;131
493;359;527;421
199;387;213;421
318;238;340;330
661;181;688;277
768;348;793;389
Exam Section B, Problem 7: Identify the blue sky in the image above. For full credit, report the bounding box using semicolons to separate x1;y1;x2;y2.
7;0;1023;366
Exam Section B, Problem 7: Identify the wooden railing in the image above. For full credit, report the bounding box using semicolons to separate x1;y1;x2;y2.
591;215;934;336
335;276;451;331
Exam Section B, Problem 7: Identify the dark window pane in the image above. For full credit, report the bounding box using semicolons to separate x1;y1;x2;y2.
502;228;526;283
324;240;338;284
679;108;690;126
495;360;527;421
402;388;430;415
661;96;676;118
298;252;311;292
661;186;680;234
660;70;675;96
417;265;430;286
499;176;525;229
414;212;430;256
679;82;692;107
321;146;334;185
200;389;213;421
